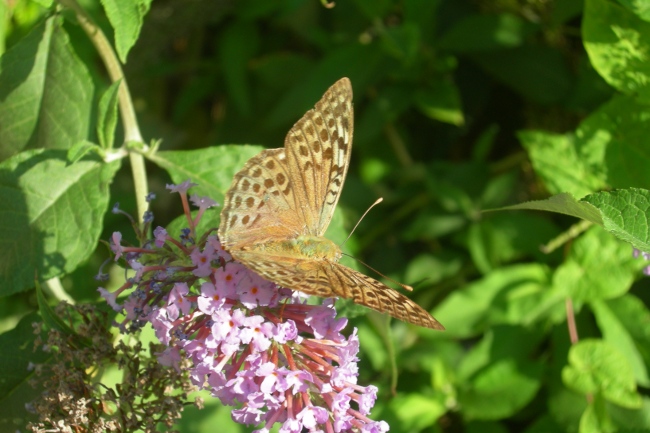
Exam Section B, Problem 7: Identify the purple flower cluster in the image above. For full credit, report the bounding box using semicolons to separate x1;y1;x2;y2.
633;248;650;275
98;181;389;433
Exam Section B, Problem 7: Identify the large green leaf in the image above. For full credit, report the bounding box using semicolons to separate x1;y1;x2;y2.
518;132;607;198
431;264;554;337
584;0;650;100
577;94;650;189
457;326;544;420
388;393;446;432
520;93;650;195
583;188;650;252
0;16;94;160
553;226;638;302
496;189;650;254
608;294;650;367
562;339;642;409
591;299;649;386
0;150;120;294
616;0;650;22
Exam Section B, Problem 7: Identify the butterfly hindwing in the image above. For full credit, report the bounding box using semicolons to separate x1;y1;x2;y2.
230;250;444;330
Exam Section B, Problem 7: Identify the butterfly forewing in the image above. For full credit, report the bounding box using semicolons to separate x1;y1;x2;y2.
218;148;304;249
219;77;444;330
283;78;353;235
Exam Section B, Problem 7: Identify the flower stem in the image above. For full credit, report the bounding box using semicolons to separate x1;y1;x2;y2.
56;0;149;226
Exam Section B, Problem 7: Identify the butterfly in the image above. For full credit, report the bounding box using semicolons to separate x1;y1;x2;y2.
218;78;444;330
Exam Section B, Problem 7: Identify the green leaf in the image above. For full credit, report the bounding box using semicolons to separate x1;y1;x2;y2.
494;193;603;225
0;313;51;432
440;13;538;52
379;22;420;63
582;188;650;252
579;394;616;433
584;0;650;100
521;93;650;195
465;212;560;274
388;393;446;432
431;264;553;338
460;359;543;420
608;294;650;368
0;16;94;160
0;0;7;56
100;0;152;63
0;149;120;294
609;396;650;431
518;131;607;198
576;94;650;189
97;80;121;149
562;339;642;409
148;145;264;206
28;0;53;7
457;327;544;420
67;140;101;164
405;253;462;287
591;299;649;386
617;0;650;22
553;226;638;302
415;79;465;126
457;326;544;379
548;384;589;431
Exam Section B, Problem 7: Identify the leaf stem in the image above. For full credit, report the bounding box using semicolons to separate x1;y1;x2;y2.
565;297;579;344
540;220;592;254
44;277;75;304
56;0;149;225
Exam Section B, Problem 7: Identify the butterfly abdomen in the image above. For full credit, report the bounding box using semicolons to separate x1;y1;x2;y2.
295;235;342;261
247;236;341;262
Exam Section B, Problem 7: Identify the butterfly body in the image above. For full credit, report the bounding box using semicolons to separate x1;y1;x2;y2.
240;236;341;262
219;78;444;330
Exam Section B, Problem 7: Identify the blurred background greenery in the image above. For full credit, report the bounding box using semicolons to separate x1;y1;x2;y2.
4;0;650;431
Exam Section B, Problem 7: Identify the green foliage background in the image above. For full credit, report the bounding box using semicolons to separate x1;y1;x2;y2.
2;0;650;432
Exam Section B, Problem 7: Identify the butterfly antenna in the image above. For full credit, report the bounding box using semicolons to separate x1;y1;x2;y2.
340;198;383;248
341;253;413;292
